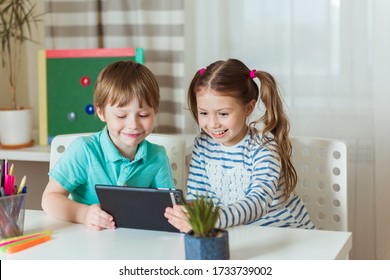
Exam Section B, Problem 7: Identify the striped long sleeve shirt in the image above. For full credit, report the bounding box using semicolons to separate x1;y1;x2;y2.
186;131;315;230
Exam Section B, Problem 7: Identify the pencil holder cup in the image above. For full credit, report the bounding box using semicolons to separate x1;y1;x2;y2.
0;193;27;239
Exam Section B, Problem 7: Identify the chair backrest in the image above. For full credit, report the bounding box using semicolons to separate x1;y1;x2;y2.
146;133;185;189
50;133;186;190
50;133;91;170
291;136;348;231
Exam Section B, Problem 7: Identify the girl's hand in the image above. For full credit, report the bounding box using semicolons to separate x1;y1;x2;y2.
84;204;115;231
164;205;192;233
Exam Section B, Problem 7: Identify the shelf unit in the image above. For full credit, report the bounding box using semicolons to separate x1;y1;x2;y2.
0;145;50;162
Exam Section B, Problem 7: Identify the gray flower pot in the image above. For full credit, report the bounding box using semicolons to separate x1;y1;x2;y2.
184;229;230;260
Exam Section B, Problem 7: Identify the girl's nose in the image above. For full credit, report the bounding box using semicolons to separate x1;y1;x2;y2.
209;116;221;128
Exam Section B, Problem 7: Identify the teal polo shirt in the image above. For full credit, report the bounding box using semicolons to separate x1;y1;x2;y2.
49;127;175;205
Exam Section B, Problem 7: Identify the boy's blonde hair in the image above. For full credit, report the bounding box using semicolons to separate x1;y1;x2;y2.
94;60;160;113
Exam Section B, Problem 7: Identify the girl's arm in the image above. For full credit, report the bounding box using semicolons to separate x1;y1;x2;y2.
41;178;115;230
216;147;281;228
187;135;280;229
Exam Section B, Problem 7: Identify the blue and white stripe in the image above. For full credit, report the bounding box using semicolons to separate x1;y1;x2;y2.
186;131;315;230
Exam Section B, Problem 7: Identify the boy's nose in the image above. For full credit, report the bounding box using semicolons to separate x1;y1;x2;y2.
126;116;139;128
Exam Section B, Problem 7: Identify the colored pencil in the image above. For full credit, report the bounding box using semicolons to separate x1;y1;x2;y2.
17;175;26;194
0;230;53;246
9;164;14;176
6;234;51;254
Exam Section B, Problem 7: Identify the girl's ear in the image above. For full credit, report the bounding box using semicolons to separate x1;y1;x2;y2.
246;99;257;116
96;106;106;122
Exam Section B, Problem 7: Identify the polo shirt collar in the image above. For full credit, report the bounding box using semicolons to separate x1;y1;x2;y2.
100;126;148;163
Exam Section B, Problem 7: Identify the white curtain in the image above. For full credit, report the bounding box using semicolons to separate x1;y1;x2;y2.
186;0;390;259
44;0;186;133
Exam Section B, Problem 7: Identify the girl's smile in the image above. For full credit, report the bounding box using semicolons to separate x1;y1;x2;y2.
196;88;255;146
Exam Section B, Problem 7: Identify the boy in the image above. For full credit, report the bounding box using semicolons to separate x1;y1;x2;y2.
42;61;174;230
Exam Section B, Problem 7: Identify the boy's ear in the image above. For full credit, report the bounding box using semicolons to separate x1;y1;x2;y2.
246;99;257;116
96;106;106;122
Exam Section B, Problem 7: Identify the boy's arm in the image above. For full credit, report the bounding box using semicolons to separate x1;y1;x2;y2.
41;178;87;223
41;179;115;230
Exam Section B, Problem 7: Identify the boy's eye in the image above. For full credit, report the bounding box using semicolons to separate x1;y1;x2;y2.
139;114;149;118
116;115;127;119
199;112;207;116
219;112;228;117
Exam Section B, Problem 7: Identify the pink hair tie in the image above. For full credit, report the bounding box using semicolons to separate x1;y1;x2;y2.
199;68;206;75
250;69;256;79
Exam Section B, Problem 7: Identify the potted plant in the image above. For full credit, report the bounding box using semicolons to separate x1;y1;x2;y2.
0;0;42;148
183;194;230;260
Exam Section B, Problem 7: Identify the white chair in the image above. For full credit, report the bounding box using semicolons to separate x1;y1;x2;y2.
291;136;348;231
50;132;186;190
49;133;92;170
146;133;185;189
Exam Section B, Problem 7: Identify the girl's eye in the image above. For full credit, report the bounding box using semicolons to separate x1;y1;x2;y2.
219;112;228;117
116;115;127;119
139;114;149;118
199;112;207;116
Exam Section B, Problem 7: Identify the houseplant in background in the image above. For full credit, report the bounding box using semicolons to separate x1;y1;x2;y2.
183;194;230;260
0;0;42;148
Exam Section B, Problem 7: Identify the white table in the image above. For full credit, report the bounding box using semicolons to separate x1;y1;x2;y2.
0;210;352;260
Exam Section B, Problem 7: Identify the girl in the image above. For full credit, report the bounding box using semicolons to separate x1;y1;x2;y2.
42;61;174;230
165;58;315;231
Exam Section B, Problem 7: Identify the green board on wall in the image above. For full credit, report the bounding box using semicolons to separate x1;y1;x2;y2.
38;48;144;145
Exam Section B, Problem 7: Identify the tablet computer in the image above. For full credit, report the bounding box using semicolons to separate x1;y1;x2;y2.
95;185;184;233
